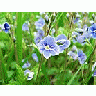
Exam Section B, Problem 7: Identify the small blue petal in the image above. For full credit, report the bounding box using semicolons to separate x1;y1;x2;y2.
32;53;38;62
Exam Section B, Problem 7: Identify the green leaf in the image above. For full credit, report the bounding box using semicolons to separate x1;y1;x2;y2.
7;71;14;79
46;68;59;75
0;42;5;48
67;66;82;85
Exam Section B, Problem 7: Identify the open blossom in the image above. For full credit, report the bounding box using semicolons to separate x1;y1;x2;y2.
34;35;42;46
88;23;96;39
72;25;91;45
68;46;78;60
34;30;45;45
22;22;29;31
68;51;78;60
22;61;31;69
72;32;80;43
24;69;34;80
76;35;86;45
55;34;70;53
35;18;45;30
2;23;10;33
38;35;60;59
37;30;45;37
77;50;87;64
32;53;38;62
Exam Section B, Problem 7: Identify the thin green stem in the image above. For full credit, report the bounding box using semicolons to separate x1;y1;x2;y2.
0;47;8;84
16;12;22;66
67;65;82;85
81;64;84;84
36;55;43;81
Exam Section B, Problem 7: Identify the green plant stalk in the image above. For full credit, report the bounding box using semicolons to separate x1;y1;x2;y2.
94;77;96;85
7;45;14;70
67;65;82;85
0;47;8;84
51;12;63;28
16;12;22;66
36;55;43;81
48;58;51;68
41;59;50;84
63;49;67;71
81;64;84;84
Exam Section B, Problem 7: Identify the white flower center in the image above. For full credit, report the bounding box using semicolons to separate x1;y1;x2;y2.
45;45;50;50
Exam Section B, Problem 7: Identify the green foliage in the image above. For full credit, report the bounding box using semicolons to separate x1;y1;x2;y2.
15;64;26;85
0;12;96;85
54;70;80;85
16;12;22;66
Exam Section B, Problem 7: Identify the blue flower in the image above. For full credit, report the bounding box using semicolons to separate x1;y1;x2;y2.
24;69;34;80
72;46;77;51
77;50;87;64
32;53;38;62
72;32;80;43
68;51;78;60
76;35;86;45
38;35;59;59
73;17;80;24
37;30;45;37
34;31;45;46
2;23;10;33
35;18;45;30
22;22;29;31
34;30;45;45
88;23;96;39
55;34;70;53
22;61;31;69
72;26;91;45
68;46;78;60
34;35;42;46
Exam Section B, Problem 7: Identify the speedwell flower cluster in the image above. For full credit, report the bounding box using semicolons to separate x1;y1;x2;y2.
72;23;96;45
38;34;70;59
22;59;34;80
68;46;87;64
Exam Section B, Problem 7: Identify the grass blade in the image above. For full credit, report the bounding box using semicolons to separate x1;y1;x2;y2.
67;66;82;85
16;12;22;66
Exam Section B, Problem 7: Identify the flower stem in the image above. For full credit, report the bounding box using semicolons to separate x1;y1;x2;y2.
36;55;43;81
64;49;68;71
81;64;84;84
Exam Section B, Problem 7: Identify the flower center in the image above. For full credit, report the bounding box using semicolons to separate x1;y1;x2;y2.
45;45;50;50
56;39;66;46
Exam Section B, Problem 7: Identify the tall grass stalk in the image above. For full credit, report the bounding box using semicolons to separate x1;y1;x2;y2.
0;47;8;84
16;12;22;66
